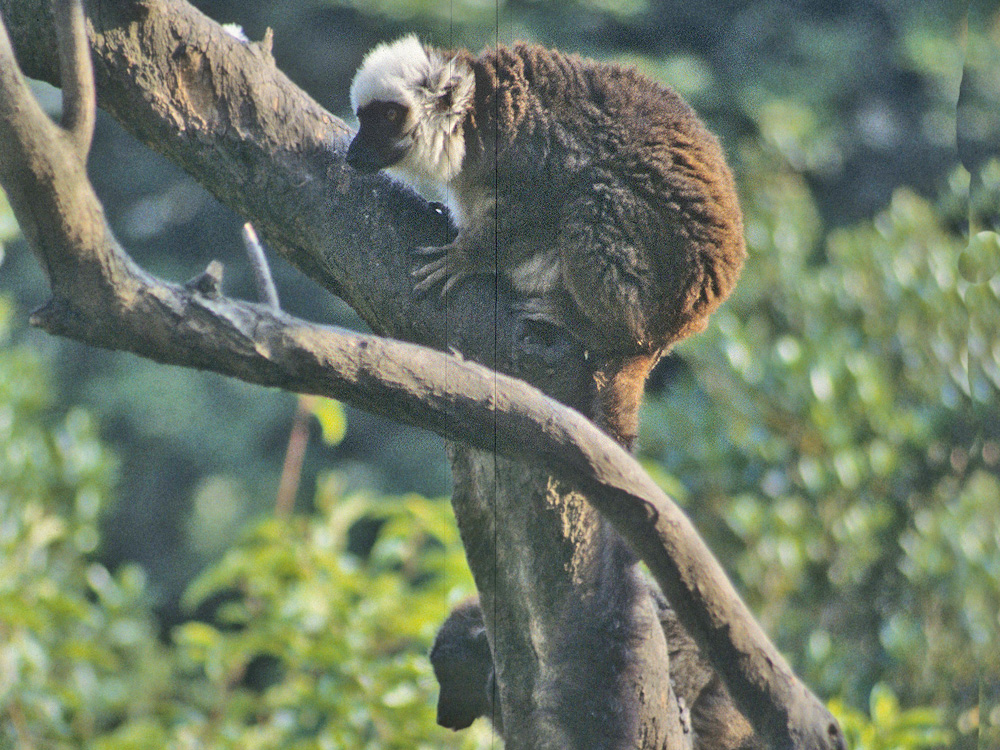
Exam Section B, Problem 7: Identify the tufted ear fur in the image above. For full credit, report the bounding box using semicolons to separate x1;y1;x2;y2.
350;36;474;186
350;35;472;123
418;54;474;119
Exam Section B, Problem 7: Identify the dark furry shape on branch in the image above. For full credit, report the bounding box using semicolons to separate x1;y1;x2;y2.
431;591;767;750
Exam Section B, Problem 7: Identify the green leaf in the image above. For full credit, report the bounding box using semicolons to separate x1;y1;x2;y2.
870;683;900;727
309;397;347;446
958;231;1000;283
174;621;221;650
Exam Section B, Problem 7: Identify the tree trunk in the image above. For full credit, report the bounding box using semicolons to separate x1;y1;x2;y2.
451;446;685;748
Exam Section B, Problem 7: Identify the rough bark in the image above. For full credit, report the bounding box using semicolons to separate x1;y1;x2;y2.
0;2;844;749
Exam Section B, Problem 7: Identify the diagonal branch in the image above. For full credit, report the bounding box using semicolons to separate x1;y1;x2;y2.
0;2;844;749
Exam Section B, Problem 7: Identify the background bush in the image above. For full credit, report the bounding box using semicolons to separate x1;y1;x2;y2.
0;307;489;748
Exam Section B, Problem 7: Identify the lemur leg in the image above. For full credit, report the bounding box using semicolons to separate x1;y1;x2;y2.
555;185;665;448
556;183;661;352
590;351;661;450
515;296;656;448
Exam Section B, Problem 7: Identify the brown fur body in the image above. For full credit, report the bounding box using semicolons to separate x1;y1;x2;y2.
444;44;745;445
453;44;744;349
350;40;745;446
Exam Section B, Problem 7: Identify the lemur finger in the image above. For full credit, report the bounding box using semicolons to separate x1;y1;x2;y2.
440;270;470;298
414;245;446;258
413;262;452;295
412;255;448;280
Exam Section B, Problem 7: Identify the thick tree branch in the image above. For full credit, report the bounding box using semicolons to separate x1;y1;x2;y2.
0;0;489;351
0;3;844;749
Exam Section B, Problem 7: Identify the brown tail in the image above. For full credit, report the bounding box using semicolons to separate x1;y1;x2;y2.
592;351;662;451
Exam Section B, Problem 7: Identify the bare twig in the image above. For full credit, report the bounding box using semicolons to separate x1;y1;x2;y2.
242;222;281;310
275;395;314;517
242;220;308;518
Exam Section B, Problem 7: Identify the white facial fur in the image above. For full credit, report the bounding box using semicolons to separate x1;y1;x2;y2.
350;35;475;190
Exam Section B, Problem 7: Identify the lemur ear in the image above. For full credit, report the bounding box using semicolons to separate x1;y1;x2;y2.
424;58;474;115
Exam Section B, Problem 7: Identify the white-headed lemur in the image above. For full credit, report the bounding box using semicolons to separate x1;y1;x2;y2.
347;36;745;448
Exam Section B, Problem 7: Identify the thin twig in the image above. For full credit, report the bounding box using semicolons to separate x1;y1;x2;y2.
275;395;314;517
242;222;280;310
243;220;310;517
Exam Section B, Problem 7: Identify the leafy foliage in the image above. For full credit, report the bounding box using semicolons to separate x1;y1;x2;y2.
643;146;999;750
830;684;952;750
172;484;486;749
0;300;168;749
0;304;490;748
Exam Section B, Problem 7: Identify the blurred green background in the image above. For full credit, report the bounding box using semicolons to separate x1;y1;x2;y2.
1;0;998;747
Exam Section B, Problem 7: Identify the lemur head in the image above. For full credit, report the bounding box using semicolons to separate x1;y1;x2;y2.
347;35;474;186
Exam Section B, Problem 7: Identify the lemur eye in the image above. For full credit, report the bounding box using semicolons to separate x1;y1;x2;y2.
384;105;401;122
